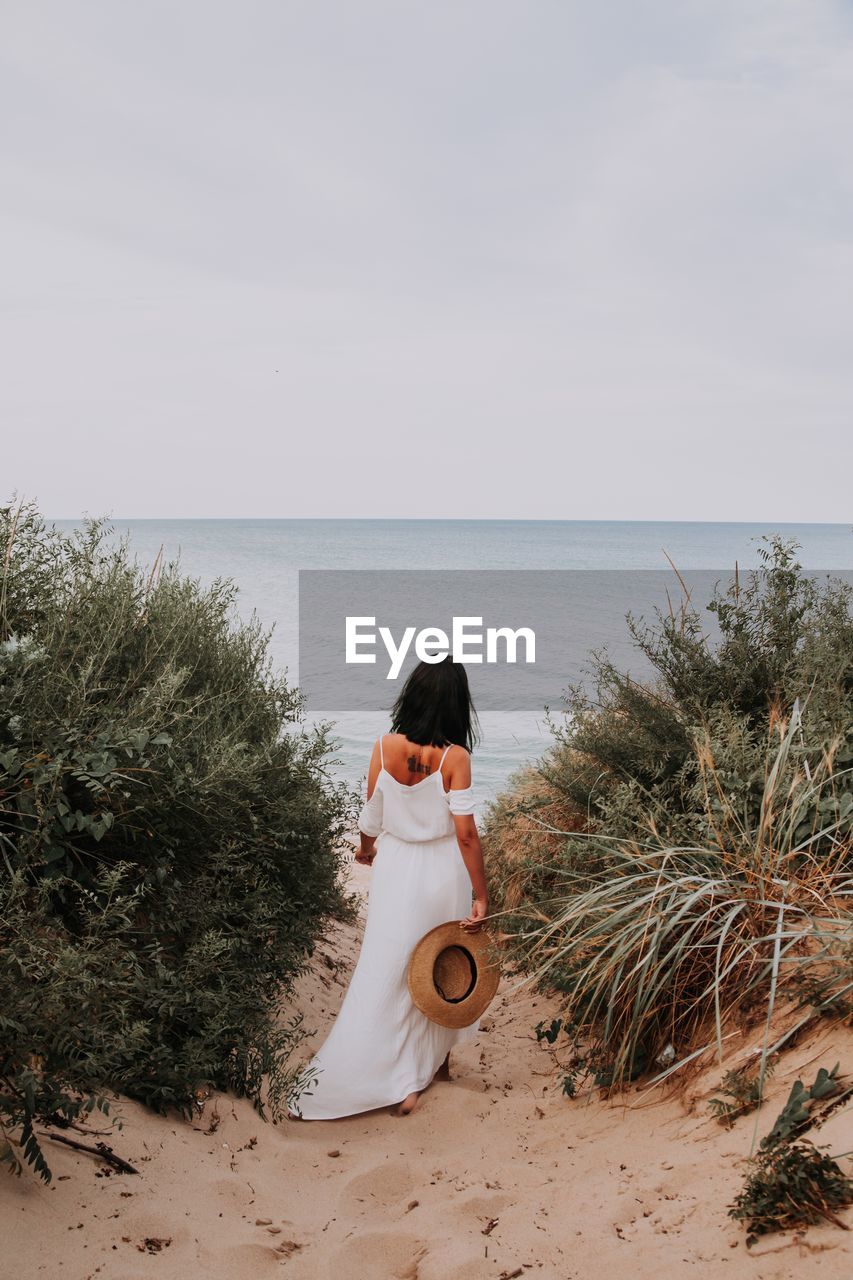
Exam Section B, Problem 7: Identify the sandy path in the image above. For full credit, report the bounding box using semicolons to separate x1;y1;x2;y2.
4;862;852;1279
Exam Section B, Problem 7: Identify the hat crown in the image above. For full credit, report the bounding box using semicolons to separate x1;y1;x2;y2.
408;921;501;1029
434;945;477;1003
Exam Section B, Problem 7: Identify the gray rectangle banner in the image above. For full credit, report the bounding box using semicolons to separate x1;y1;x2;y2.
298;568;853;713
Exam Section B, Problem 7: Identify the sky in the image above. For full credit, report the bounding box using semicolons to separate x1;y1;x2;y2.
2;1;852;521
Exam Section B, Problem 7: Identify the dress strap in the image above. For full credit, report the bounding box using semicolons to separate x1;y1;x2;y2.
437;743;453;773
379;735;385;767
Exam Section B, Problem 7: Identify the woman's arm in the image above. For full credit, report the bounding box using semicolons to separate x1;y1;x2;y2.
355;739;382;866
446;747;489;931
453;814;488;931
356;830;377;865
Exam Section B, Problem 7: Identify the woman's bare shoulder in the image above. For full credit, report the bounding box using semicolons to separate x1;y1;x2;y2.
445;744;472;783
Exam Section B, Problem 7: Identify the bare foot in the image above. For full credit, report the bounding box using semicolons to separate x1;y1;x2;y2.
396;1091;420;1115
435;1052;451;1082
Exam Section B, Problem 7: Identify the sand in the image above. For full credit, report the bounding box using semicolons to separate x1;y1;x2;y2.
3;859;852;1280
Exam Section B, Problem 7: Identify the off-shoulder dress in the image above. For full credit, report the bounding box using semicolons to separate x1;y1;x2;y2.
291;737;479;1119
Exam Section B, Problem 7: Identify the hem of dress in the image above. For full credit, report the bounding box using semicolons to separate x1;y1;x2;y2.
291;1063;457;1121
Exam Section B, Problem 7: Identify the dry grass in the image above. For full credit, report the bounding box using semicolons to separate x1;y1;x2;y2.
493;706;853;1089
481;756;587;911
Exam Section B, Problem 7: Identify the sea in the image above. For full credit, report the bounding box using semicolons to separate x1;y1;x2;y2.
55;519;853;813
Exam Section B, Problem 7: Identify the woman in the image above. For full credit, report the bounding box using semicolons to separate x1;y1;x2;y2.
291;657;489;1119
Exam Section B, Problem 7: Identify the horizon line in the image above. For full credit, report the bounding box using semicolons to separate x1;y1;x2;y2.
43;515;853;528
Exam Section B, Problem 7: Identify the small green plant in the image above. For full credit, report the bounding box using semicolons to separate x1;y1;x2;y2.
729;1065;853;1244
792;947;853;1020
0;1085;114;1184
761;1064;849;1148
534;1017;622;1094
560;1069;581;1099
534;1017;564;1045
730;1142;853;1245
709;1057;776;1128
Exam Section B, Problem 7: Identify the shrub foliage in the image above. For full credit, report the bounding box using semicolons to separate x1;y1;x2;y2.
485;539;853;1087
0;502;352;1179
730;1065;853;1244
544;537;852;850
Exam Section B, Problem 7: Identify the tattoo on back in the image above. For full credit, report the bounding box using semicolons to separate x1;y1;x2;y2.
406;754;431;777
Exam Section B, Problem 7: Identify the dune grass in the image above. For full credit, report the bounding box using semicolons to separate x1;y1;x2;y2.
505;706;852;1086
485;542;852;1091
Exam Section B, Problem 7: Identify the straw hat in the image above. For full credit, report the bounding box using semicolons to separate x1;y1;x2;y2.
407;921;501;1029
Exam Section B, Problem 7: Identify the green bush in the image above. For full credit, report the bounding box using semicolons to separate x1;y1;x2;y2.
513;711;852;1084
486;540;853;1086
0;502;353;1179
545;537;852;849
731;1141;853;1244
730;1065;853;1244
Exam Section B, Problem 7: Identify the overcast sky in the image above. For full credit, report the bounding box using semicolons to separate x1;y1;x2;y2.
2;1;852;520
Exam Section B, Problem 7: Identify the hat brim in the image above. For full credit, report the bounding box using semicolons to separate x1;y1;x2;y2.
407;921;501;1029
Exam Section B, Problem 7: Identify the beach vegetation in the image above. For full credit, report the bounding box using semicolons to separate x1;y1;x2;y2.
708;1057;776;1128
0;502;352;1180
484;539;853;1090
729;1064;853;1244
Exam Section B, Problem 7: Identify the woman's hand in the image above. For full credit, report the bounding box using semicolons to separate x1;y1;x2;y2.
355;834;377;866
460;896;488;932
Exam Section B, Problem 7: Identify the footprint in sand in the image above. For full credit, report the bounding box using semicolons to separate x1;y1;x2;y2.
220;1239;296;1268
114;1212;191;1251
206;1175;254;1208
339;1159;415;1212
328;1231;427;1279
448;1190;511;1222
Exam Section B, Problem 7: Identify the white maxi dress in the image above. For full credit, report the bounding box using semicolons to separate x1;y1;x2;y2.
292;740;479;1119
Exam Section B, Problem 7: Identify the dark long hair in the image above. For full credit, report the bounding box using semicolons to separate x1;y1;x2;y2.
390;657;480;753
